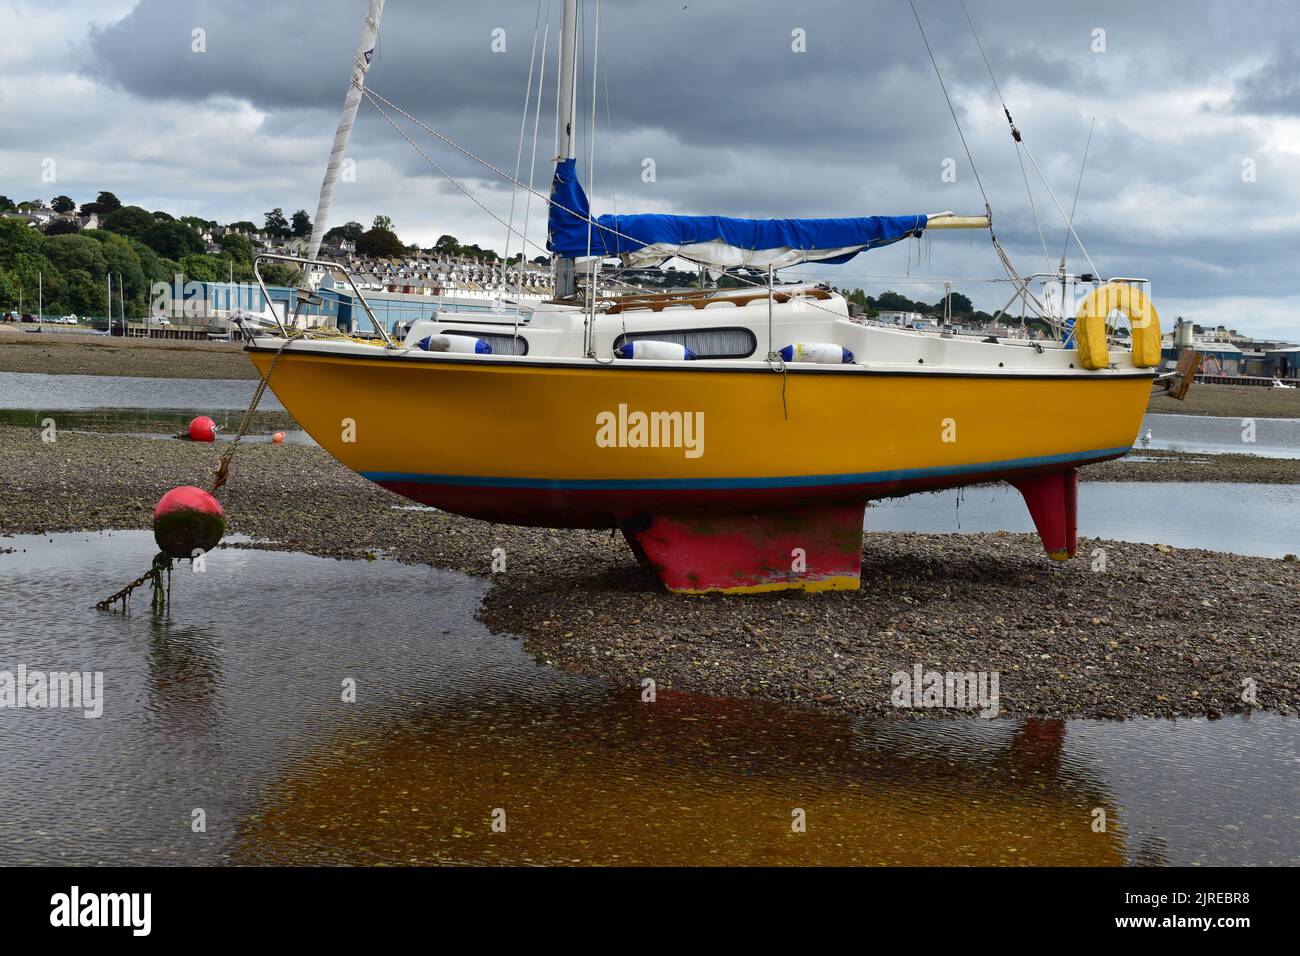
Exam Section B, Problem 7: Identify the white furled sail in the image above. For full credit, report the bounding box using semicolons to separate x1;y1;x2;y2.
306;0;386;265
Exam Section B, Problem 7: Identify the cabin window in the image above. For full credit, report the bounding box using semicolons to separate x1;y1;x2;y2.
613;327;756;360
441;330;529;355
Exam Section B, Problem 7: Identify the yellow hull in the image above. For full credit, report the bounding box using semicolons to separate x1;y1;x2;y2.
249;347;1149;592
250;350;1148;498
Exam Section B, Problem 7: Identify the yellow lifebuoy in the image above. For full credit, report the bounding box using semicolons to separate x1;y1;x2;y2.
1074;282;1161;370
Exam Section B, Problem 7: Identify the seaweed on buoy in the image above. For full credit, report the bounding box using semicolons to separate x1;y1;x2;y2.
153;486;225;560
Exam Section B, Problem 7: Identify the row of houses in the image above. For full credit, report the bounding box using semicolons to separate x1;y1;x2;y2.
1162;318;1298;380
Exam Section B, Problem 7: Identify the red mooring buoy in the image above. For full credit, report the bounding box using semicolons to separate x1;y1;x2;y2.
188;416;217;442
272;431;285;444
153;486;226;560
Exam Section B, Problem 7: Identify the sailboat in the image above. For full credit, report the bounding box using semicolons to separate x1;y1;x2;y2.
245;0;1172;594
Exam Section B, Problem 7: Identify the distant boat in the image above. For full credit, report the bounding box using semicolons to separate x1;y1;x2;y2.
1271;378;1296;390
246;0;1165;595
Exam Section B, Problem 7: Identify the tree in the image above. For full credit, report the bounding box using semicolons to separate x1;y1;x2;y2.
51;196;76;214
329;221;364;243
101;205;156;240
227;220;257;234
261;262;302;286
128;238;166;286
0;269;17;308
152;210;175;222
56;269;103;316
0;196;15;213
87;231;148;303
263;208;290;239
356;226;404;257
0;217;43;268
179;253;226;283
42;218;81;236
141;220;204;260
372;214;393;231
42;234;108;278
876;290;919;313
78;191;123;216
434;234;460;254
217;233;254;264
8;251;58;309
290;209;312;237
941;291;973;314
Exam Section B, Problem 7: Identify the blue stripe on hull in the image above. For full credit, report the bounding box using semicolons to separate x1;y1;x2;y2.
361;446;1132;492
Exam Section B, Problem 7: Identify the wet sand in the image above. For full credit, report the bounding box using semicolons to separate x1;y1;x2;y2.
0;326;254;380
1148;382;1299;419
2;423;1295;721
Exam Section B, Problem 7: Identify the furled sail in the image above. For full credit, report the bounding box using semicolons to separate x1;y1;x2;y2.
547;158;927;269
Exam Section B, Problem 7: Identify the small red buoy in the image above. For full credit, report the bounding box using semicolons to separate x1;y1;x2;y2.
153;486;226;560
272;431;285;444
188;416;217;443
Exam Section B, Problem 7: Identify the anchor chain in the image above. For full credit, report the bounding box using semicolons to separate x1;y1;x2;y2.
94;551;172;613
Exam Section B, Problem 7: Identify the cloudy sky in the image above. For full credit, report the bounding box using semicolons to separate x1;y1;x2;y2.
4;0;1299;339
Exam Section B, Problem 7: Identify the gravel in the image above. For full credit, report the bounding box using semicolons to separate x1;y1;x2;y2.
2;423;1295;721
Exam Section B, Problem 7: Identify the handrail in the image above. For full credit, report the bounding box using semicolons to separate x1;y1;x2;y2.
252;253;395;347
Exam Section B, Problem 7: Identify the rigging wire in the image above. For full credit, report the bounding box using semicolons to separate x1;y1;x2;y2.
909;0;1052;324
958;0;1100;280
502;0;546;282
516;12;551;309
364;89;550;258
907;0;990;215
1061;116;1096;268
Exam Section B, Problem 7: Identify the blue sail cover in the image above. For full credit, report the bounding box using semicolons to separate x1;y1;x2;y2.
547;158;927;268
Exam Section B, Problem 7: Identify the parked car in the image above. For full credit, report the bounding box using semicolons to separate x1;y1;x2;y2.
2;311;17;322
59;314;79;325
20;313;37;323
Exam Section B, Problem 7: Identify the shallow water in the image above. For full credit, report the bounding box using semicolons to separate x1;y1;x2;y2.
0;371;282;413
1140;412;1300;459
867;481;1300;558
0;532;1295;866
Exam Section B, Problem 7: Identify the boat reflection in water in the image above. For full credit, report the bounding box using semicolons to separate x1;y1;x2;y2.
12;534;1295;867
234;694;1124;866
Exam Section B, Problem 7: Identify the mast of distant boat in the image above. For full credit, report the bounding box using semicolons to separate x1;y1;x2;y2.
306;0;386;270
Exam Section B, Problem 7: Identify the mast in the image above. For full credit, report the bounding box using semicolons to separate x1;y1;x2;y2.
306;0;386;268
553;0;579;299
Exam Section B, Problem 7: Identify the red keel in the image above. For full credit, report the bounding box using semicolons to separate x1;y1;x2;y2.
1009;469;1078;561
622;503;866;594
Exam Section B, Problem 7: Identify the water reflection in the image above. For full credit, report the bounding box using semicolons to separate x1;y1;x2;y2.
0;533;1295;866
235;698;1123;866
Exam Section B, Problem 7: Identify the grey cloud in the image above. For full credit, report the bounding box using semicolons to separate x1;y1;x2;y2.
2;0;1290;337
